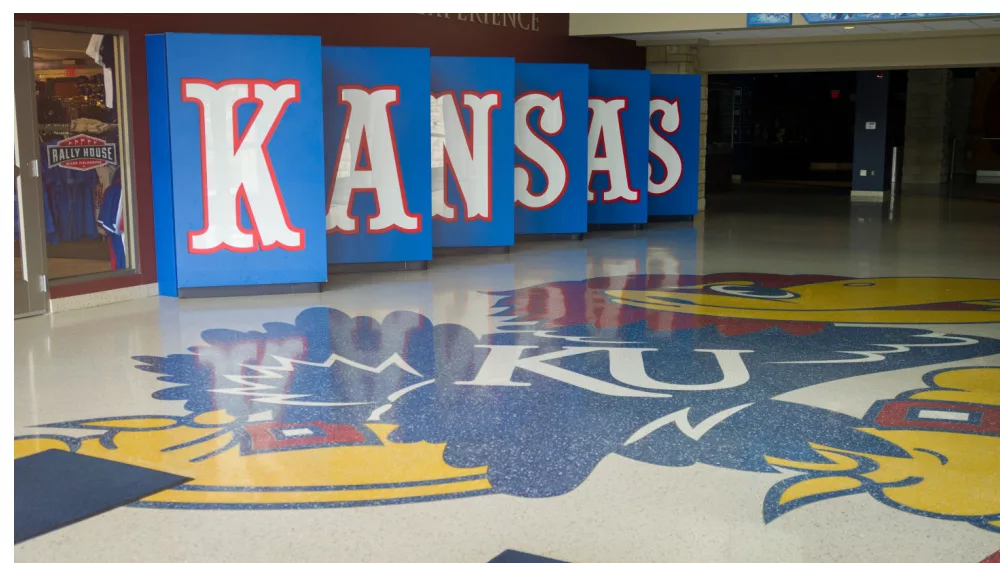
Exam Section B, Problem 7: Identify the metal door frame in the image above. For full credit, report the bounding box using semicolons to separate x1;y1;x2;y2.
14;22;49;318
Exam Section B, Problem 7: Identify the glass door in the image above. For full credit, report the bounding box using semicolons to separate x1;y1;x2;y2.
14;23;49;317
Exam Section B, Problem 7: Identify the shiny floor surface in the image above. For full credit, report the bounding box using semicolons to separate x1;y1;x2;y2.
14;191;1000;562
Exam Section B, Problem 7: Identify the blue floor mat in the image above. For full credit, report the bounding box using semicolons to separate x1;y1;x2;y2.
489;550;569;563
14;449;190;544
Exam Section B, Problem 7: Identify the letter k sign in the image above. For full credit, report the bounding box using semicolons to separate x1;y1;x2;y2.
182;79;305;254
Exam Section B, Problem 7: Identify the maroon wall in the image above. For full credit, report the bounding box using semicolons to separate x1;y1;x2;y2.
17;13;643;298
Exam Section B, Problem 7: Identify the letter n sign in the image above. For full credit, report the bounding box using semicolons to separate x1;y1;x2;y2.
146;34;327;296
322;47;432;264
430;56;515;248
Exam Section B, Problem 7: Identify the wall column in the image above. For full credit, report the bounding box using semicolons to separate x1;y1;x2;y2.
902;69;953;187
851;71;891;198
647;44;708;212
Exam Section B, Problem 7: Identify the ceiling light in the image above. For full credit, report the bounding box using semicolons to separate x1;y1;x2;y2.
843;26;855;30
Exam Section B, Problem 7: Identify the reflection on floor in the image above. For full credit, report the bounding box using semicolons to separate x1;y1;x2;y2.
13;190;1000;562
949;181;1000;203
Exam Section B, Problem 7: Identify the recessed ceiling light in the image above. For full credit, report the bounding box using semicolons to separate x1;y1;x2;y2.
844;26;855;30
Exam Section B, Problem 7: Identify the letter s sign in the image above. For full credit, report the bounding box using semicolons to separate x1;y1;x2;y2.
512;63;589;236
648;74;701;217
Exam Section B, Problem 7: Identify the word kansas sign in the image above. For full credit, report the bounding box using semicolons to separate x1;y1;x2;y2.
146;33;702;296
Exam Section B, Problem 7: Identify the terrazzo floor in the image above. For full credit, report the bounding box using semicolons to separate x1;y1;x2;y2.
13;190;1000;562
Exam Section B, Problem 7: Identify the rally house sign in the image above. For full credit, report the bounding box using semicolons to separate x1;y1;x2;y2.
46;134;118;172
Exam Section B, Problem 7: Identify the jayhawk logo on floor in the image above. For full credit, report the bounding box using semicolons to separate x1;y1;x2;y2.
14;274;1000;532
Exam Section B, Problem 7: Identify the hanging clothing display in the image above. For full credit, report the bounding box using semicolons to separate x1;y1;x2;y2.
97;179;125;269
71;118;113;135
40;138;100;244
86;34;115;109
92;129;119;234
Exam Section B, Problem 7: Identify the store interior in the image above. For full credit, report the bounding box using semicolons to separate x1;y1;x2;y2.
15;28;127;281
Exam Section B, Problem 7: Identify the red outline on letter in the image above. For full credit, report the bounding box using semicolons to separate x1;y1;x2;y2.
434;89;501;222
326;84;421;235
182;78;305;254
648;96;684;196
515;91;569;211
587;96;640;205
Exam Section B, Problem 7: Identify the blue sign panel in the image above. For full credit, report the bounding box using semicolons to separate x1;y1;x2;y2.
747;14;792;26
430;57;515;247
587;69;650;225
322;47;432;264
802;13;987;23
649;74;701;217
513;63;589;235
147;33;327;294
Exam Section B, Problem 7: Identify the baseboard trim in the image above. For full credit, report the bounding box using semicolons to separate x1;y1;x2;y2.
49;282;159;313
177;282;322;299
850;190;885;201
328;261;429;274
648;215;695;222
514;233;585;242
433;246;511;256
588;223;646;231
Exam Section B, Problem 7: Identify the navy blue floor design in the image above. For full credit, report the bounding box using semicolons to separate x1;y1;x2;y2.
489;550;569;562
14;450;190;544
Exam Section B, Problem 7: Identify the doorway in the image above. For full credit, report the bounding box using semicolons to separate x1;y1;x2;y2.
13;21;137;317
14;23;47;317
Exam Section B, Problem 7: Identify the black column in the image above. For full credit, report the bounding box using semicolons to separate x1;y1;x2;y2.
852;71;891;195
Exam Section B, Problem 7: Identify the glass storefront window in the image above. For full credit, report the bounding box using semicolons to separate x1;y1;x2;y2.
31;27;134;280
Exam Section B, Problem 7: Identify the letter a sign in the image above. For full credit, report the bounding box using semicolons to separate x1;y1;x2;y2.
430;56;515;248
147;33;328;296
587;69;650;225
322;47;432;264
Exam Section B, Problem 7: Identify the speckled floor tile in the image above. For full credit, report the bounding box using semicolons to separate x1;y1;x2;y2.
14;193;1000;562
